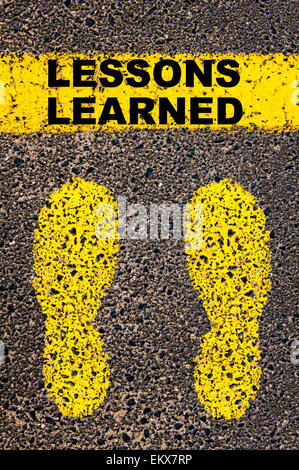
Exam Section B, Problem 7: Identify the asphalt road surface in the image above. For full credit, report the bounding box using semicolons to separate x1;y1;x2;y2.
0;0;298;450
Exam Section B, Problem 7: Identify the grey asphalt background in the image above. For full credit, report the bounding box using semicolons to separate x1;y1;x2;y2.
0;0;298;450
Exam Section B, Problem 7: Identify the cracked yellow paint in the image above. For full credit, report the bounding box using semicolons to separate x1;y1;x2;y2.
0;53;298;133
33;178;119;417
0;81;4;104
185;180;271;419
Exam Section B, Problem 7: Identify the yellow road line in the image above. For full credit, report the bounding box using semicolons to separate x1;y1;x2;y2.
0;53;298;133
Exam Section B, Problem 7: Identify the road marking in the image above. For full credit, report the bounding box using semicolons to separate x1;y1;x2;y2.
185;180;271;419
0;53;297;133
0;81;4;104
33;178;119;417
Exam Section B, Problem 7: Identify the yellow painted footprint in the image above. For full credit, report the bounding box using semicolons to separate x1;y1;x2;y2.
185;179;271;419
33;178;119;417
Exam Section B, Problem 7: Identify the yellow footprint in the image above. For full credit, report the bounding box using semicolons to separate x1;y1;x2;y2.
33;178;119;417
185;179;271;419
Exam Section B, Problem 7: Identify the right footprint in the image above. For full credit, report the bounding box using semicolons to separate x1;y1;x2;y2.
184;179;271;419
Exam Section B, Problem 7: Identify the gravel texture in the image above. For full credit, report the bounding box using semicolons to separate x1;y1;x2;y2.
0;0;298;450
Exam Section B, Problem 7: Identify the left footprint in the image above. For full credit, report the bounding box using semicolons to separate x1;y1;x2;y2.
33;178;119;417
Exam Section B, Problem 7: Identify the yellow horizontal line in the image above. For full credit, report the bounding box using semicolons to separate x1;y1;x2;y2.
0;53;298;133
